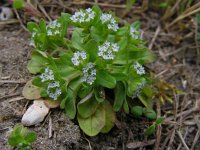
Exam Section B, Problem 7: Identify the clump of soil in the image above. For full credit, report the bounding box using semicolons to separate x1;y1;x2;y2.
33;112;81;150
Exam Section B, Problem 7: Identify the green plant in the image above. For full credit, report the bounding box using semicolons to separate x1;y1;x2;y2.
131;106;157;120
8;124;37;150
196;13;200;40
131;106;164;136
126;0;136;10
12;0;25;9
145;117;165;136
26;6;155;136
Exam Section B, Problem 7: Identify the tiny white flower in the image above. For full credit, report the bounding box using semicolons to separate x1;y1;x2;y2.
47;81;61;100
86;8;92;13
98;41;119;60
112;43;119;52
130;27;140;39
132;80;146;98
70;8;95;23
48;20;58;29
47;30;53;36
100;13;112;23
133;62;145;75
56;23;61;28
29;40;35;47
32;32;36;38
71;51;87;66
81;63;96;85
54;30;60;35
100;13;118;31
40;67;54;82
108;23;119;32
47;81;60;88
46;20;62;36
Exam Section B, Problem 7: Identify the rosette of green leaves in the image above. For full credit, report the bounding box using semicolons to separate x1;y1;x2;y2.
8;124;37;150
27;6;155;136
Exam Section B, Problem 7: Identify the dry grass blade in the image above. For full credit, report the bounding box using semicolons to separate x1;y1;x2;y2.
0;92;21;101
126;139;156;149
148;26;161;50
177;130;190;150
48;116;53;138
194;17;200;65
38;4;52;21
166;129;175;150
155;101;161;150
161;0;181;20
8;96;25;102
165;107;200;123
13;9;28;31
167;3;200;28
177;127;188;150
184;2;200;15
0;80;27;84
0;19;19;25
65;1;141;9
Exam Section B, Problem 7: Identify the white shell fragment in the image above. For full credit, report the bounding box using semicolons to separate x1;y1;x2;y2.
0;7;14;21
22;100;49;126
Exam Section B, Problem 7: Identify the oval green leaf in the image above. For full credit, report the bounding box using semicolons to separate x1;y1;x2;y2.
78;104;105;136
65;89;76;119
131;106;143;118
24;131;37;143
22;79;41;100
101;101;116;133
27;51;48;74
145;124;156;136
114;82;126;111
84;39;98;62
96;70;116;89
78;92;99;118
143;108;157;120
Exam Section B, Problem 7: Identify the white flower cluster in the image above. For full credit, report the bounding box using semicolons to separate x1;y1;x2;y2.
47;20;61;36
47;81;62;100
98;41;119;60
32;32;36;38
133;62;145;75
130;27;140;39
40;67;54;82
132;80;146;98
29;32;37;47
70;8;95;23
29;40;35;47
71;51;87;66
100;13;119;31
81;63;96;85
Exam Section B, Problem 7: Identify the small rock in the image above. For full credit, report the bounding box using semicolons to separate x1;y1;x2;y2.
22;100;49;126
0;7;14;21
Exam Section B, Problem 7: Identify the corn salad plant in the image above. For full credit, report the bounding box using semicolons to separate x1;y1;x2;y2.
8;124;37;150
27;6;155;136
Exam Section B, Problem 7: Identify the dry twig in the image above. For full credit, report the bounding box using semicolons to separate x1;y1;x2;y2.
148;26;161;50
177;127;188;150
155;101;161;150
13;9;28;31
0;92;21;101
0;80;27;84
165;107;200;123
167;3;200;28
126;139;156;149
176;130;190;150
48;116;53;138
0;19;19;25
8;96;25;102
